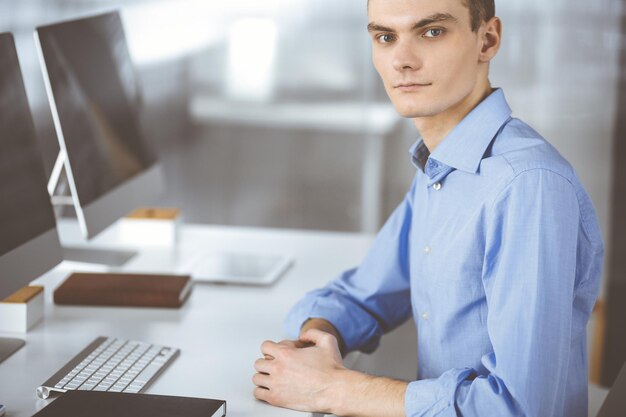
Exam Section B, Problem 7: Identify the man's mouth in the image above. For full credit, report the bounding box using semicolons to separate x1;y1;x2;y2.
394;83;432;92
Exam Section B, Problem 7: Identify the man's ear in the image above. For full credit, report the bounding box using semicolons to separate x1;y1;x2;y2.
479;17;502;63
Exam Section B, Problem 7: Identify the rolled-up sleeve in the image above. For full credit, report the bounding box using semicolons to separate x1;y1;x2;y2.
285;178;417;353
404;169;597;416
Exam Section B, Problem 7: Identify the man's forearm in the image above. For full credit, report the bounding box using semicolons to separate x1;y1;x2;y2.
329;368;407;417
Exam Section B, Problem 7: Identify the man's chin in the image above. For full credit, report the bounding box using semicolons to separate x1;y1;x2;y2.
388;98;436;119
394;106;435;119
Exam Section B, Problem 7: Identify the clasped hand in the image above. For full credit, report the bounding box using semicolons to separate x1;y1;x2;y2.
253;329;345;413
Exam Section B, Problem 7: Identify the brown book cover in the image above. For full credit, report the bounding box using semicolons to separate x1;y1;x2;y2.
31;391;226;417
54;272;193;308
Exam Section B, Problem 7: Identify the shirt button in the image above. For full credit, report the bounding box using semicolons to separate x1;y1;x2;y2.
421;312;429;320
432;182;442;191
423;246;431;254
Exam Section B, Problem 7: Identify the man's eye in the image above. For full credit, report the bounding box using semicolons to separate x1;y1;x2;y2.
377;34;395;44
424;28;444;38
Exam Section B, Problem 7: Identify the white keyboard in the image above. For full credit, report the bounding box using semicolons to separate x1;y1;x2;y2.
36;337;179;399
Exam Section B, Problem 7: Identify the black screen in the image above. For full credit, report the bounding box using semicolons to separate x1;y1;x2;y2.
0;33;57;256
37;11;157;207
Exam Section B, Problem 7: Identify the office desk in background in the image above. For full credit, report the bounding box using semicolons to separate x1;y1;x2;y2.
189;99;402;233
0;221;376;417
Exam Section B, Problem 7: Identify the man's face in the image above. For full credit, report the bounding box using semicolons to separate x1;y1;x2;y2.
368;0;485;119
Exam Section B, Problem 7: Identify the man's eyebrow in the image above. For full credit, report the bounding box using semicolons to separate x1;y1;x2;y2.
367;13;458;33
367;22;394;33
412;13;458;30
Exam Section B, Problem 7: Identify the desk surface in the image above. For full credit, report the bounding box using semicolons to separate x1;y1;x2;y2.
0;221;373;417
189;98;400;136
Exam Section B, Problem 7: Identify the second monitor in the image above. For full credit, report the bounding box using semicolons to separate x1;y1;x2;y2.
35;11;163;240
0;32;64;363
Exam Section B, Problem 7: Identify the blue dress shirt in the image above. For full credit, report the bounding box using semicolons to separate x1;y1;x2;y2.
285;89;604;417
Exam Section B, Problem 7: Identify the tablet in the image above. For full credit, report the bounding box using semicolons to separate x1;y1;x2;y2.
189;252;293;286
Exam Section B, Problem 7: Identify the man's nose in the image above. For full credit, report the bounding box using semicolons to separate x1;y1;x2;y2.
392;40;422;71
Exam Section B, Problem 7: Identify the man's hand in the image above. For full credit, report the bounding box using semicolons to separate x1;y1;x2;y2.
299;318;346;356
253;329;345;413
253;327;408;417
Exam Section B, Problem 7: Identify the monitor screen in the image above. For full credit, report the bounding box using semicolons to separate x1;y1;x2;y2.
36;11;157;208
0;33;58;258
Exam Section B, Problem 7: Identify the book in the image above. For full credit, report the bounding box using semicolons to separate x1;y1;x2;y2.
54;272;193;308
31;391;226;417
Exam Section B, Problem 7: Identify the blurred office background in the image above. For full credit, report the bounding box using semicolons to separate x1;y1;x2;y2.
1;0;624;402
1;0;618;235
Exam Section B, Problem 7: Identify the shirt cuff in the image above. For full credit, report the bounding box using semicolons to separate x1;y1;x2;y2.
405;368;474;417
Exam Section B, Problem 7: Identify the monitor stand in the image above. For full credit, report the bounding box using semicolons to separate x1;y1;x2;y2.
48;152;137;267
0;337;25;364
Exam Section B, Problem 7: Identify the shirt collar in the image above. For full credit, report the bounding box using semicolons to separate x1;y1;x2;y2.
408;88;512;174
409;141;430;172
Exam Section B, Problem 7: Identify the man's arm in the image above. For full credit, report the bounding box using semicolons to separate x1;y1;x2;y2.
284;177;418;354
254;176;419;415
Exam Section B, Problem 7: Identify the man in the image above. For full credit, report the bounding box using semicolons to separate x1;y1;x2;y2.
253;0;604;416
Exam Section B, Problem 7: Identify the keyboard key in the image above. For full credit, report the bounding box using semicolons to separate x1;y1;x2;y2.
127;382;143;390
133;363;162;384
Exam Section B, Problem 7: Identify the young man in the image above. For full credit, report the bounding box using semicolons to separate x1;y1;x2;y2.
253;0;604;416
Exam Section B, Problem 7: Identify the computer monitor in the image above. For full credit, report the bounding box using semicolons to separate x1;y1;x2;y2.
0;33;64;363
35;11;163;240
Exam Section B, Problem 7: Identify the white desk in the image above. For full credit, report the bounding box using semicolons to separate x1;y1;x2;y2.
0;221;374;417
